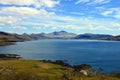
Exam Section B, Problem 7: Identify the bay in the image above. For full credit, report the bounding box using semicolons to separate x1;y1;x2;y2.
0;39;120;73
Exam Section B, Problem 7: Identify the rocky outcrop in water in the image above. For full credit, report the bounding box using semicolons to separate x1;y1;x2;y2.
0;54;21;59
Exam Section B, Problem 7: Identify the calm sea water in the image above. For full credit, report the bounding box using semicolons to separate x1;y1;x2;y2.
0;39;120;73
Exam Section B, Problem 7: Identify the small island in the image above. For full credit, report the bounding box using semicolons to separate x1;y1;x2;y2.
0;54;21;59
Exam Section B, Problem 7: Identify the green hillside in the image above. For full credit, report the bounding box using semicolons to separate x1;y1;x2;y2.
0;60;119;80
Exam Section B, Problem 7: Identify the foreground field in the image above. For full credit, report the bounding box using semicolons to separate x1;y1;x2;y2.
0;60;119;80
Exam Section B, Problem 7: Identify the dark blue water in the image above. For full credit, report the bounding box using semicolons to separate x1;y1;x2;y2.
0;39;120;73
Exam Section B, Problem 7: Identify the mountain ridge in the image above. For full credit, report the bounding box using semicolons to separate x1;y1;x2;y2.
0;31;119;46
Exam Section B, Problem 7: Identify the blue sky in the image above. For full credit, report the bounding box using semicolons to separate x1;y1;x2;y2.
0;0;120;35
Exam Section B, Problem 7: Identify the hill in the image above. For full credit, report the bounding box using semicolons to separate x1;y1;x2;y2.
105;35;120;41
75;33;113;39
31;31;77;39
1;31;120;46
0;31;37;46
31;31;114;39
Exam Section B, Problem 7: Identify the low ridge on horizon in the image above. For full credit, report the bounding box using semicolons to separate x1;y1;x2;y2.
0;30;118;36
0;30;120;43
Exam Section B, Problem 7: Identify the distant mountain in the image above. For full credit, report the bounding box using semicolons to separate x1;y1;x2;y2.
75;33;113;39
1;31;119;46
0;31;37;46
31;33;47;39
0;32;36;42
46;31;77;39
105;35;120;41
31;31;77;39
0;32;12;36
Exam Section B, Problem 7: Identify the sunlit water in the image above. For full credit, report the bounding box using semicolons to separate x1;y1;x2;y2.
0;39;120;73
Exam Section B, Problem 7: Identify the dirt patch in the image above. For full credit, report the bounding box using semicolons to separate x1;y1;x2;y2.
39;64;51;69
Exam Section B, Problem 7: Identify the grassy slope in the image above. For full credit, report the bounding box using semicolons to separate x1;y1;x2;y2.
0;60;69;80
0;60;119;80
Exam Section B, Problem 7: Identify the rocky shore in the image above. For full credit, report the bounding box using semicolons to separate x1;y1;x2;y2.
0;54;21;60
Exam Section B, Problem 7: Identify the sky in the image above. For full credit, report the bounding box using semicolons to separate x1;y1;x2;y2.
0;0;120;35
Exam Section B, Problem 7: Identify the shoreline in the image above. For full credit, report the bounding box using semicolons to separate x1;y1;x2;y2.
0;59;119;80
0;54;120;80
0;39;120;46
0;54;119;74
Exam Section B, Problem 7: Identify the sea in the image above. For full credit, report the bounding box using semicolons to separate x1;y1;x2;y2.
0;39;120;73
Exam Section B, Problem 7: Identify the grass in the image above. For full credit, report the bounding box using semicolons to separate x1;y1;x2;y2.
0;60;119;80
0;60;69;80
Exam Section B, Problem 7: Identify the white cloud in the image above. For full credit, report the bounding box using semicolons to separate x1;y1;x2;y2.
0;16;19;24
75;0;90;4
94;0;110;4
37;0;60;8
21;14;117;32
11;26;27;30
32;23;50;30
114;14;120;19
100;8;120;19
88;25;113;30
33;26;42;30
0;0;119;34
1;7;40;16
0;23;5;26
75;0;111;5
101;10;113;16
0;16;27;30
87;0;111;5
0;0;60;8
0;0;34;5
2;12;117;33
71;12;84;15
51;27;58;30
3;12;117;32
110;23;120;28
1;7;55;17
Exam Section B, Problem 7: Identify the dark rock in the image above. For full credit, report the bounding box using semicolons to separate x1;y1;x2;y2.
0;54;21;59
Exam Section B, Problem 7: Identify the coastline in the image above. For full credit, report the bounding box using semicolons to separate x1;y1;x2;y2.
0;58;119;80
0;38;119;46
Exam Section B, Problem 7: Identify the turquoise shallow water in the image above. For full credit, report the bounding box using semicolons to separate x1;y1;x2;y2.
0;39;120;73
